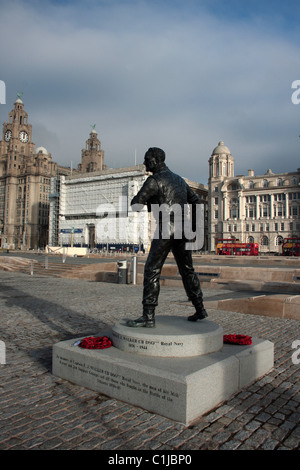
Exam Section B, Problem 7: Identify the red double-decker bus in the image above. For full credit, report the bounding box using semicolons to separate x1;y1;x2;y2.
282;238;300;256
216;239;259;256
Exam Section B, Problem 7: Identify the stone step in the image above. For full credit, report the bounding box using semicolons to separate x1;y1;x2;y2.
205;293;300;320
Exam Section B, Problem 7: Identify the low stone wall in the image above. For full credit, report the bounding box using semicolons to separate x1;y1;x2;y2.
46;246;89;257
157;263;300;283
205;294;300;321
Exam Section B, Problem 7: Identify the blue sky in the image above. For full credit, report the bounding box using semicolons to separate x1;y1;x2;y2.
1;0;300;183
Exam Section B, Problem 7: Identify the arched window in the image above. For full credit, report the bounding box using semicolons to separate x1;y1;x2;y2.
261;235;269;246
247;236;254;243
276;236;284;246
262;179;268;188
277;178;283;186
230;198;239;219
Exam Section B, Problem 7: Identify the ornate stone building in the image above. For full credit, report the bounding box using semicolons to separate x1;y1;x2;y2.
208;141;300;253
78;125;106;173
0;96;71;249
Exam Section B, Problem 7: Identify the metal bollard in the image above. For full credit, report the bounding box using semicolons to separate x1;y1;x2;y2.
131;256;137;285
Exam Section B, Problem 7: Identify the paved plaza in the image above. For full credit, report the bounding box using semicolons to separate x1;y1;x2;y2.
0;270;299;450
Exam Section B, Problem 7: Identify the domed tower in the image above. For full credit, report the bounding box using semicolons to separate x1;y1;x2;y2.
208;141;234;253
79;125;105;173
209;141;234;180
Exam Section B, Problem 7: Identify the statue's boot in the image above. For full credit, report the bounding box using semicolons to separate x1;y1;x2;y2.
188;304;208;322
127;309;155;328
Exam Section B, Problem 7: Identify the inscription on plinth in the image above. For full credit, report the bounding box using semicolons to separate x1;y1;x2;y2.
55;351;180;403
112;316;223;357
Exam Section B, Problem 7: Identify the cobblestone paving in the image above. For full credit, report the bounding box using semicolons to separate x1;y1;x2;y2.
0;271;299;450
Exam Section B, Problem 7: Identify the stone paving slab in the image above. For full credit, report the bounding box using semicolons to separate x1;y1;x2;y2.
0;271;299;450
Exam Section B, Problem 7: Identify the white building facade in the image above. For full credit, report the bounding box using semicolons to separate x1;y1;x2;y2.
49;165;150;252
208;141;300;254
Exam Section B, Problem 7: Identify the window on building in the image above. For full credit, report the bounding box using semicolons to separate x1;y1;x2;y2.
290;206;298;217
260;195;270;202
261;236;269;246
248;207;256;218
277;205;283;217
230;207;238;218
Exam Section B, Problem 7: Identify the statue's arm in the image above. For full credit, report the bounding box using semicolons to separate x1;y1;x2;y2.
131;177;158;210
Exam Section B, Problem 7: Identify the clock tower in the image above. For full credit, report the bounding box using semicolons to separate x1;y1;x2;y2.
79;125;106;172
1;94;35;161
0;94;64;250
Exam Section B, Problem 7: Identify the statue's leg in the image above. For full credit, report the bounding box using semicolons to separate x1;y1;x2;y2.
172;239;208;321
127;239;171;328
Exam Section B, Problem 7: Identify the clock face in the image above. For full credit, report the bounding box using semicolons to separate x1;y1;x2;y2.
4;130;12;142
19;131;29;143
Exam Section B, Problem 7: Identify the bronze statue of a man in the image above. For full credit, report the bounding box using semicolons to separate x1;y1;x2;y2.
127;147;207;328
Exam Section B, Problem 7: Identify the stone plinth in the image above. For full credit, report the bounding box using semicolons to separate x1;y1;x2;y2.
112;316;223;357
52;316;274;425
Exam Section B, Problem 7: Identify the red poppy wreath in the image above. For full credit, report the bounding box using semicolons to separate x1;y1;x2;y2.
223;334;252;345
78;336;112;349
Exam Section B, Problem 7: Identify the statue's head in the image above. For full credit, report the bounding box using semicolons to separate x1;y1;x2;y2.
144;147;165;173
